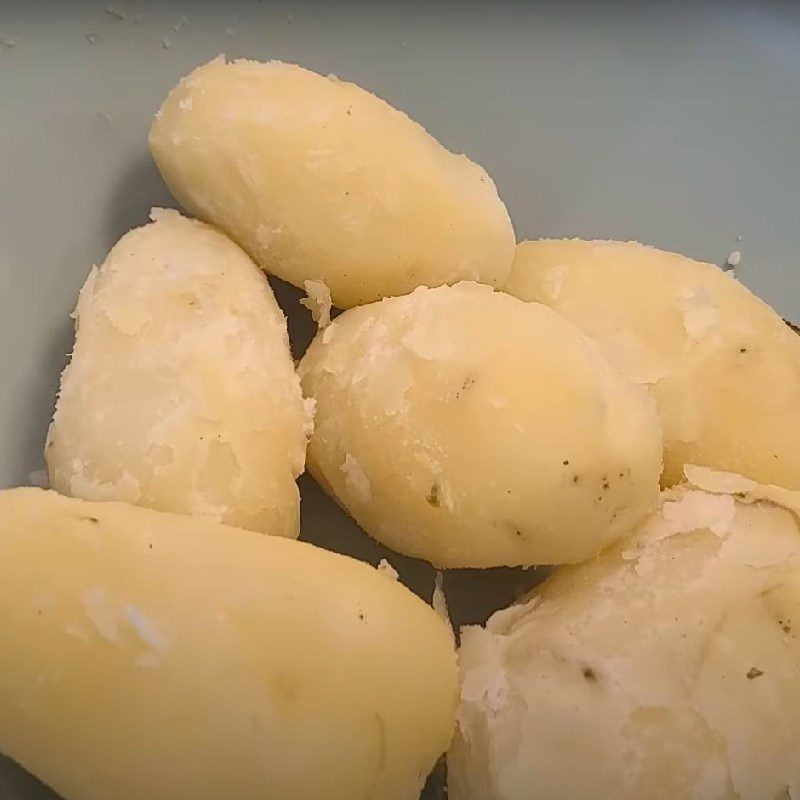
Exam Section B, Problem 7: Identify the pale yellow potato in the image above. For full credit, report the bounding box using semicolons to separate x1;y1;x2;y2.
449;468;800;800
0;488;458;800
46;209;310;537
149;58;515;308
299;282;662;567
505;239;800;488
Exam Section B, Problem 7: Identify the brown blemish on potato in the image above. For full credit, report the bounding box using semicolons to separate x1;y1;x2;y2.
82;516;99;524
426;483;441;508
746;667;764;680
581;666;598;682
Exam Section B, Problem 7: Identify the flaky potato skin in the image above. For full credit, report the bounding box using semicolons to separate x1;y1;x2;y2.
505;239;800;488
0;489;458;800
46;209;309;537
149;58;515;308
299;283;662;568
449;469;800;800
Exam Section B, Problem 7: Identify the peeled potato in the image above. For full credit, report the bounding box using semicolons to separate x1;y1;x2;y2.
0;488;458;800
505;239;800;488
46;209;310;537
299;282;662;567
449;467;800;800
149;58;515;308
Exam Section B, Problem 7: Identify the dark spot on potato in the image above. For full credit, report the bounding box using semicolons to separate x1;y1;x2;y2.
784;624;792;634
619;471;625;478
602;480;610;491
739;347;747;354
573;475;580;484
735;492;746;499
358;611;366;622
82;516;99;524
36;609;42;617
563;459;570;466
426;484;441;508
455;375;477;400
746;667;764;680
581;666;598;682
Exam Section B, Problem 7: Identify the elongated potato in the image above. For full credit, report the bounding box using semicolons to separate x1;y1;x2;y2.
299;282;662;567
46;209;310;537
505;239;800;488
149;58;515;308
449;468;800;800
0;488;458;800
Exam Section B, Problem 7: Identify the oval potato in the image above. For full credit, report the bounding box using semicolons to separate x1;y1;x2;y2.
0;488;458;800
46;209;310;537
449;468;800;800
299;282;662;567
149;58;515;308
504;239;800;488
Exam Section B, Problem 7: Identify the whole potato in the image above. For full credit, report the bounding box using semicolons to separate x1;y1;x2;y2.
505;239;800;488
46;209;310;537
299;282;662;567
149;58;515;308
0;489;458;800
449;467;800;800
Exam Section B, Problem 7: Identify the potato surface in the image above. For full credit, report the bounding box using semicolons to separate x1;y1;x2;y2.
449;468;800;800
505;239;800;487
46;209;309;537
299;282;662;567
0;489;458;800
149;58;515;308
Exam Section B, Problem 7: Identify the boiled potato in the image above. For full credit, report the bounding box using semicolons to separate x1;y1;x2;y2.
46;209;310;537
0;488;458;800
299;282;662;567
449;467;800;800
505;239;800;488
149;58;515;308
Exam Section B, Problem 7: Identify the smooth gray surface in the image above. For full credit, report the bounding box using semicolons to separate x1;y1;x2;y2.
0;1;798;797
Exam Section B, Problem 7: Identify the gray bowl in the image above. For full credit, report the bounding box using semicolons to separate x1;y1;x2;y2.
1;1;799;798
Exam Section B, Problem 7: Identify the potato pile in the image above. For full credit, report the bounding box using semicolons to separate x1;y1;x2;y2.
1;56;798;800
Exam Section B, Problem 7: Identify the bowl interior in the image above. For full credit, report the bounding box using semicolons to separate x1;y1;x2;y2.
1;2;799;797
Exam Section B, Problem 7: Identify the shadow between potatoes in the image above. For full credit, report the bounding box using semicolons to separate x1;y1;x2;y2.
269;276;321;361
0;753;60;800
104;151;174;252
298;473;552;632
8;317;73;488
